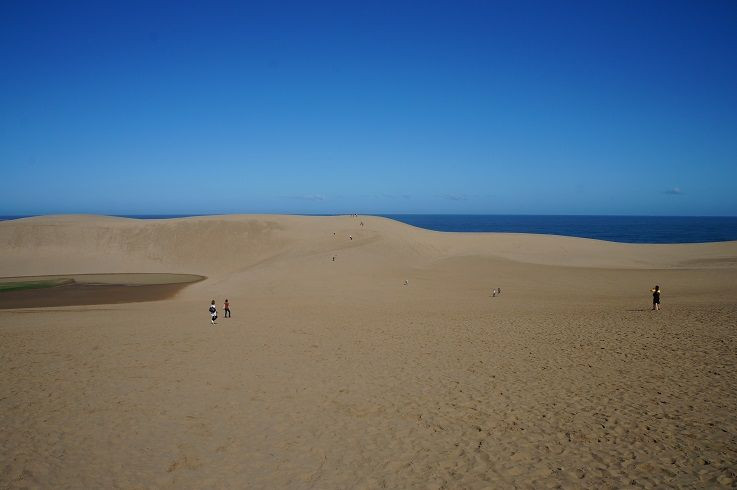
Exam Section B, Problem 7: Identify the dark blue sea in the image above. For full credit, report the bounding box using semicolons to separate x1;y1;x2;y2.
1;215;736;244
379;215;737;244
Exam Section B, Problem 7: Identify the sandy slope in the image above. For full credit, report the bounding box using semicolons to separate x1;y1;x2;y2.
1;215;736;488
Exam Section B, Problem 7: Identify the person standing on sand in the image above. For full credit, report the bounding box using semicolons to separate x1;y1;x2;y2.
651;285;661;311
209;300;218;324
224;299;231;318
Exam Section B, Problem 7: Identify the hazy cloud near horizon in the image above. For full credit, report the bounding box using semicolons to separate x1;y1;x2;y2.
287;194;327;201
378;193;412;200
664;187;684;195
438;194;472;201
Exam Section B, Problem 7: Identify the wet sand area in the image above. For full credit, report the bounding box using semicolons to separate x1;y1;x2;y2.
0;273;204;309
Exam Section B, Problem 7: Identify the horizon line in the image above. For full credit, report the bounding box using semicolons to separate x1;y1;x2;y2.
2;213;737;219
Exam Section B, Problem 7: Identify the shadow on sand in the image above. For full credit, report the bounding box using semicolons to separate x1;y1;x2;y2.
0;273;204;309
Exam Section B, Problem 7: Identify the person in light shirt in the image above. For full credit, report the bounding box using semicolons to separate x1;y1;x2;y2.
209;300;218;324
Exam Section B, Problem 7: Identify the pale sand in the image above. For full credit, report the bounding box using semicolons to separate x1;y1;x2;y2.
1;215;736;488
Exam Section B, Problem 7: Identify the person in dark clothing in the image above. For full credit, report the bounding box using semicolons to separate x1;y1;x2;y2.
209;300;218;324
651;285;661;311
224;299;231;318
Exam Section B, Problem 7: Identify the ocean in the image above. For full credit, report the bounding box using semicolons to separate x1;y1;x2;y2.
1;215;736;244
379;215;737;244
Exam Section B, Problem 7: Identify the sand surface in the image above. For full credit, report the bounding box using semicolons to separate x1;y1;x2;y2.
1;215;736;488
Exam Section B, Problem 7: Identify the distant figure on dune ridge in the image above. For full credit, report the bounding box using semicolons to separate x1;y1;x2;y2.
209;300;218;324
492;289;497;297
651;285;661;311
224;298;231;318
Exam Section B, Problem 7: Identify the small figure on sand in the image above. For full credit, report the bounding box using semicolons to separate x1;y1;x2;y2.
497;287;501;295
651;285;661;311
224;298;231;318
332;256;335;261
404;279;408;286
492;288;497;297
209;300;218;324
360;221;364;227
349;235;353;240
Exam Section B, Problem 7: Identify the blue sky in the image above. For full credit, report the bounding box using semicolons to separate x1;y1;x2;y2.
1;0;736;215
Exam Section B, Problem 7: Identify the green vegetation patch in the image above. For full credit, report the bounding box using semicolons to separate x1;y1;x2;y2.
0;278;75;292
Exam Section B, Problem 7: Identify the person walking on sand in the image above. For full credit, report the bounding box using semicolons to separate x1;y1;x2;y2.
209;300;218;324
651;285;661;311
224;299;231;318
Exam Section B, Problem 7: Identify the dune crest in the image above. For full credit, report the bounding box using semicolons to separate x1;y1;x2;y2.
2;215;736;279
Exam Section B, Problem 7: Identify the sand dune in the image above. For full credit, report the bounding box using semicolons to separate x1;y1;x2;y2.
3;214;736;274
1;215;736;488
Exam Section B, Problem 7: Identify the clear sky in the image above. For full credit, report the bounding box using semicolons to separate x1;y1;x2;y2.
1;1;736;216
